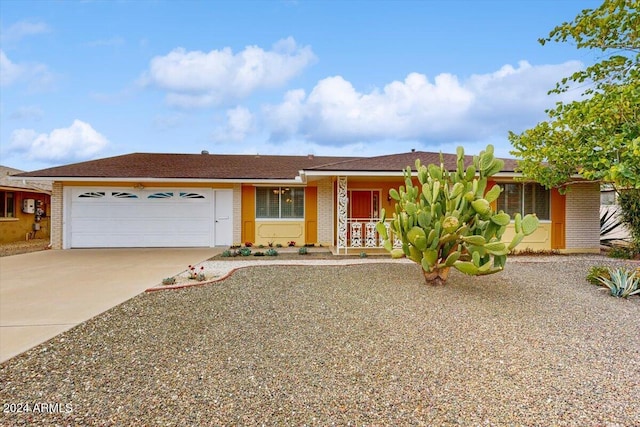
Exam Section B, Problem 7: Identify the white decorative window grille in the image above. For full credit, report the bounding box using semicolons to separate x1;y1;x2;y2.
112;192;138;199
350;222;362;247
78;192;105;198
180;192;205;199
365;222;378;247
148;192;174;199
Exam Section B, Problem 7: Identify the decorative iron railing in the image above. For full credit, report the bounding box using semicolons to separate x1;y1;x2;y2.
338;218;403;251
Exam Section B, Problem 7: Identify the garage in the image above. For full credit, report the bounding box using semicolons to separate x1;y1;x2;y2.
65;187;232;248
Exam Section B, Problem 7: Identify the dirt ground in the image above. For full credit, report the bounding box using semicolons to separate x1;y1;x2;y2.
0;239;51;257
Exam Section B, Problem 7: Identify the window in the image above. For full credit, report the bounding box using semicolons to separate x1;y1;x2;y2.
0;191;15;217
497;183;549;220
256;187;304;219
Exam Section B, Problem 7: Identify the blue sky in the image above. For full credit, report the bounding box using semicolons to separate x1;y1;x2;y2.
1;0;602;171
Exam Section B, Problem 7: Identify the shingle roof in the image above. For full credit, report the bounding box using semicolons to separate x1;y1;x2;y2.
13;153;358;180
1;165;52;193
305;151;519;173
14;150;519;180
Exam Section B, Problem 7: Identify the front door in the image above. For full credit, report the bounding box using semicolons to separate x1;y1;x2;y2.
349;190;380;219
214;190;233;246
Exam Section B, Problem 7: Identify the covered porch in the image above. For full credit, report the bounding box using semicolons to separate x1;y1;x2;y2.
334;176;403;255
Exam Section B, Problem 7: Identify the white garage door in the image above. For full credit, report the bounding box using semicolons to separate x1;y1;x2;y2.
67;187;231;248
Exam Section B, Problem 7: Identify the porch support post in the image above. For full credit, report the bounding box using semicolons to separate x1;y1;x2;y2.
337;176;348;254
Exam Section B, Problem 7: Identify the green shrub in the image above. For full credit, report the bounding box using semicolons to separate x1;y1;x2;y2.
586;265;610;285
298;247;308;255
596;267;640;298
162;277;176;286
254;251;264;256
608;245;637;259
359;252;368;258
265;248;278;256
221;249;232;257
239;247;252;256
618;189;640;245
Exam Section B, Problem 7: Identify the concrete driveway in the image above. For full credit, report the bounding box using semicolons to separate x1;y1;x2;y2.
0;248;220;363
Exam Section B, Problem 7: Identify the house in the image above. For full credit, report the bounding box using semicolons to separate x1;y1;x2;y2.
0;166;52;244
12;151;600;254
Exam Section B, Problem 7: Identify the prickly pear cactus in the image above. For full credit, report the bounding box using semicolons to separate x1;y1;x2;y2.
377;145;539;285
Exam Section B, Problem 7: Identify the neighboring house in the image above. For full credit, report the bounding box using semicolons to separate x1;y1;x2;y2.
12;151;601;253
0;166;52;244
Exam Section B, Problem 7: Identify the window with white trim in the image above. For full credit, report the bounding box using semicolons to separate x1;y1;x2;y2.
0;191;15;217
497;183;550;220
256;187;304;219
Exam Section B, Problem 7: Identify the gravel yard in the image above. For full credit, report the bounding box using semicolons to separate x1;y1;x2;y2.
1;257;638;426
0;239;50;257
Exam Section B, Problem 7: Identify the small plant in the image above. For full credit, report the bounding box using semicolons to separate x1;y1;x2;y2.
267;240;274;247
359;251;368;258
276;243;283;248
597;267;640;298
298;246;308;255
221;249;232;257
265;248;278;256
586;265;610;285
305;243;315;247
162;277;176;286
258;244;265;248
254;251;265;256
244;242;253;247
239;247;252;256
608;245;636;259
288;241;296;247
187;265;206;281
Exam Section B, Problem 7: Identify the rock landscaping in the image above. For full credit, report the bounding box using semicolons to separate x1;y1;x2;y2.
0;256;638;425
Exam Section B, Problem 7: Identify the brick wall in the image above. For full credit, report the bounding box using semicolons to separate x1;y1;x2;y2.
232;184;242;245
51;182;63;249
565;182;600;252
316;178;333;246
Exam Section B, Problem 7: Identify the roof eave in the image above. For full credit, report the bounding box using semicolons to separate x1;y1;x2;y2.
8;176;305;185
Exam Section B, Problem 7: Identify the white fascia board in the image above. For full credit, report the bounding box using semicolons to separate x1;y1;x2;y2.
301;170;406;177
0;184;50;194
8;176;303;185
302;170;526;178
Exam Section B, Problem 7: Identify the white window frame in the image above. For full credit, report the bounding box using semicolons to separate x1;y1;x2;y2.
497;183;550;221
255;186;305;220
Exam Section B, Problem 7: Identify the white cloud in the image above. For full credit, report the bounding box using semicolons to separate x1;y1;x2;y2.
7;120;109;162
211;106;255;142
1;21;50;44
263;60;584;146
141;37;316;107
0;50;54;90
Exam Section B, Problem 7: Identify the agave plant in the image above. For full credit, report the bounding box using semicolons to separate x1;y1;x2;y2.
597;267;640;298
600;207;625;246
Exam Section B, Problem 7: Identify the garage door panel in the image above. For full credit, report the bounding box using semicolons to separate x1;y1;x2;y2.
69;187;216;248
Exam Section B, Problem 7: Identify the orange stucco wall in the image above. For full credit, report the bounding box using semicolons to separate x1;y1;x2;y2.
0;191;51;244
241;185;255;244
240;184;318;246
